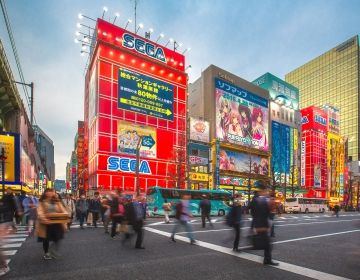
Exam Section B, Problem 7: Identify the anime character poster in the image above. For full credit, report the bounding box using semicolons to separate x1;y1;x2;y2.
219;149;269;176
117;120;157;158
215;79;269;151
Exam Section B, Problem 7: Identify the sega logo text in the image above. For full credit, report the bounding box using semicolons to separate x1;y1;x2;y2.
122;33;166;63
107;156;152;174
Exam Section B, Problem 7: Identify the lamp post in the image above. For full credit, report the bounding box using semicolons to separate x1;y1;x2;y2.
13;81;34;125
0;147;6;196
135;136;143;196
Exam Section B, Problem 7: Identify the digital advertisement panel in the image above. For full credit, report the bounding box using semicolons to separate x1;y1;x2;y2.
189;118;210;143
118;120;157;159
118;67;174;121
215;78;269;151
219;149;269;175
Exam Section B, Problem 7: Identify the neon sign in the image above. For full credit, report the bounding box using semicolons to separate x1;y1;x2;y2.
122;33;166;63
107;156;152;174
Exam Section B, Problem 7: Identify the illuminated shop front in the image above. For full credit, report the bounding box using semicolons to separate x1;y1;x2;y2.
84;19;187;193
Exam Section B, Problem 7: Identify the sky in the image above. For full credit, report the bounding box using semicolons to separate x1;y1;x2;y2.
0;0;360;180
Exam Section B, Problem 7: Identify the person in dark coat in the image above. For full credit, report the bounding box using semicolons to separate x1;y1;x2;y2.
89;192;102;227
252;184;278;266
125;196;145;249
199;194;213;228
231;199;242;252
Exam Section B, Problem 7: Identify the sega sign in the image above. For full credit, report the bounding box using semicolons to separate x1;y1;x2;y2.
314;114;327;126
301;116;309;124
122;33;166;63
107;156;152;174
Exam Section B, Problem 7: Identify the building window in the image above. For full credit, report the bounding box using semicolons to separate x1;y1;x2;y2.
277;111;280;118
285;111;289;122
290;113;293;123
272;110;275;117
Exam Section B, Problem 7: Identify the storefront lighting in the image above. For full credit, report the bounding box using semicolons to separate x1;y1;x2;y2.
136;23;144;34
113;12;120;24
109;51;114;56
141;63;146;67
115;37;121;42
102;6;108;19
120;54;125;59
125;19;132;30
131;59;136;64
102;32;107;36
165;38;174;47
156;33;165;43
179;62;183;67
151;66;155;71
182;47;191;54
177;76;182;81
160;70;164;74
169;73;173;78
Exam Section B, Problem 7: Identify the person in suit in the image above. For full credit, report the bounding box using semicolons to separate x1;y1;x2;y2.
199;194;213;228
125;196;145;249
252;183;279;266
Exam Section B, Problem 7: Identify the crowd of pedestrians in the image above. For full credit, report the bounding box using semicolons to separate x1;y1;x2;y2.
0;181;285;277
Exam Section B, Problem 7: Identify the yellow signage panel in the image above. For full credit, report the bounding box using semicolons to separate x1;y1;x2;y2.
0;134;15;181
189;172;208;182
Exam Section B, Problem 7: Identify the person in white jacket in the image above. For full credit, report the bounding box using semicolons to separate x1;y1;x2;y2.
62;194;75;230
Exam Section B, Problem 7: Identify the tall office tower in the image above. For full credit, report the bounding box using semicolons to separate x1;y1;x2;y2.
286;36;359;161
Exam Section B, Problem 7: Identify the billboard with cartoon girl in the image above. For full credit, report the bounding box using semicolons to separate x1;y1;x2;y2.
219;148;269;176
215;78;269;151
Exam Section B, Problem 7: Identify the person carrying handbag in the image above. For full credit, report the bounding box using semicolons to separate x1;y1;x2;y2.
251;183;279;266
36;189;69;260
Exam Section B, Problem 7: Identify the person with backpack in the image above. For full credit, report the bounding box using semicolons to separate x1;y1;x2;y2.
170;194;196;245
226;198;242;252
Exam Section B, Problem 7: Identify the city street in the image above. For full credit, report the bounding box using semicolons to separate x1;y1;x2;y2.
2;212;360;280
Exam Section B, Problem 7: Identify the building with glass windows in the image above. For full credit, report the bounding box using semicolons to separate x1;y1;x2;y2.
285;35;359;161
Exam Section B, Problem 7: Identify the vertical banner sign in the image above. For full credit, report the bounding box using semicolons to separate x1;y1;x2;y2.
314;164;321;188
301;141;305;187
216;140;220;189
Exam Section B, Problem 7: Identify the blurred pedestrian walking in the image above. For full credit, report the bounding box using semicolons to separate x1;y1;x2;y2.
170;194;196;245
334;204;340;218
251;183;278;266
110;191;125;238
199;194;213;228
162;199;172;224
36;189;69;260
0;188;21;276
89;192;101;228
22;193;38;234
125;196;145;249
76;194;88;229
62;194;75;230
101;195;111;234
227;198;242;252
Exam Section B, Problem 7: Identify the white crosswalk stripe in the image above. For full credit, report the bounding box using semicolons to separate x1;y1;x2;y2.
1;227;30;265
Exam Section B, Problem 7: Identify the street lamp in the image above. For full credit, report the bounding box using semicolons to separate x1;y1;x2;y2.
136;23;144;34
156;33;164;43
124;19;132;30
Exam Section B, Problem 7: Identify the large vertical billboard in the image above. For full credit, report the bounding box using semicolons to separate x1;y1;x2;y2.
189;118;210;143
215;78;269;151
271;121;290;175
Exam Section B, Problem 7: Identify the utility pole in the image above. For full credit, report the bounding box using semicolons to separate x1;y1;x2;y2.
135;135;143;196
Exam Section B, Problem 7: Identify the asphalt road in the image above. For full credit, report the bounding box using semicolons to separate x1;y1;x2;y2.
2;212;360;280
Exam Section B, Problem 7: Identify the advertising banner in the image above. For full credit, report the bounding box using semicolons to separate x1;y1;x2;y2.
0;133;20;182
118;120;157;159
189;156;208;165
253;73;299;110
88;66;97;124
219;176;261;187
271;121;290;174
189;172;208;182
314;164;321;188
215;78;269;151
219;149;269;175
118;67;174;121
301;141;305;187
189;118;210;143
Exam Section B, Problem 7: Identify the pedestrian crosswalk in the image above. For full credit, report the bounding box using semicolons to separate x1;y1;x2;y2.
1;226;30;265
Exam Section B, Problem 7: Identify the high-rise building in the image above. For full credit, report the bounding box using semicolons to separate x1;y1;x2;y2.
33;125;55;181
285;36;359;161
